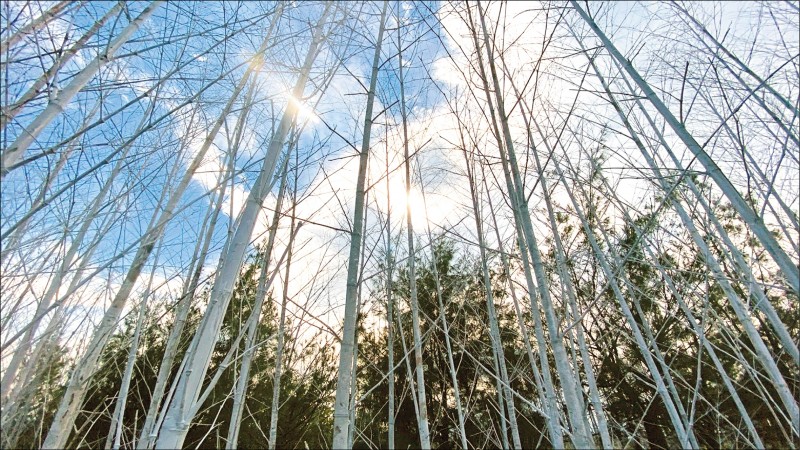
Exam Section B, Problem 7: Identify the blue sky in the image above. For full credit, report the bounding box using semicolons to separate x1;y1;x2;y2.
1;0;797;352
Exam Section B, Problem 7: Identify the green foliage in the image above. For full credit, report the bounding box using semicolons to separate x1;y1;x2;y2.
566;192;798;449
10;254;336;449
353;239;548;449
9;209;795;449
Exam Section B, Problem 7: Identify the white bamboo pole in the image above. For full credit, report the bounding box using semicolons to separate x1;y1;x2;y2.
496;43;613;443
482;170;552;435
347;190;371;450
0;196;119;436
0;14;269;180
138;10;286;446
518;109;613;449
666;82;799;363
42;143;178;449
694;82;798;246
183;234;296;424
604;35;800;399
572;19;797;367
530;109;697;448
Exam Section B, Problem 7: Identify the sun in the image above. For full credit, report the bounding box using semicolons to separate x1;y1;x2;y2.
288;94;319;125
370;168;430;230
405;186;430;231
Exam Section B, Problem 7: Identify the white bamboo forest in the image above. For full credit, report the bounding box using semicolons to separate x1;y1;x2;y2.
1;1;798;448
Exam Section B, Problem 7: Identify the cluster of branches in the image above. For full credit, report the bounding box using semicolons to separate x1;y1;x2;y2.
0;1;797;449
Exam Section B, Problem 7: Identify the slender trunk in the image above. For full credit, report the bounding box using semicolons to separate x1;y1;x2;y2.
0;0;74;53
266;216;298;450
671;1;798;118
0;15;261;185
459;128;520;449
662;80;799;363
331;3;386;447
1;99;153;402
385;137;396;450
136;171;226;449
348;196;370;450
1;100;100;265
1;201;117;439
1;1;163;177
498;69;610;445
347;292;362;450
106;291;150;450
226;154;291;449
570;0;799;295
156;8;331;448
137;12;285;446
1;2;121;130
42;19;275;445
467;2;591;445
397;13;431;446
490;341;510;450
568;133;766;447
576;41;797;439
534;103;699;446
598;47;800;432
42;148;176;449
482;174;550;430
516;105;613;448
417;180;469;449
184;237;295;425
